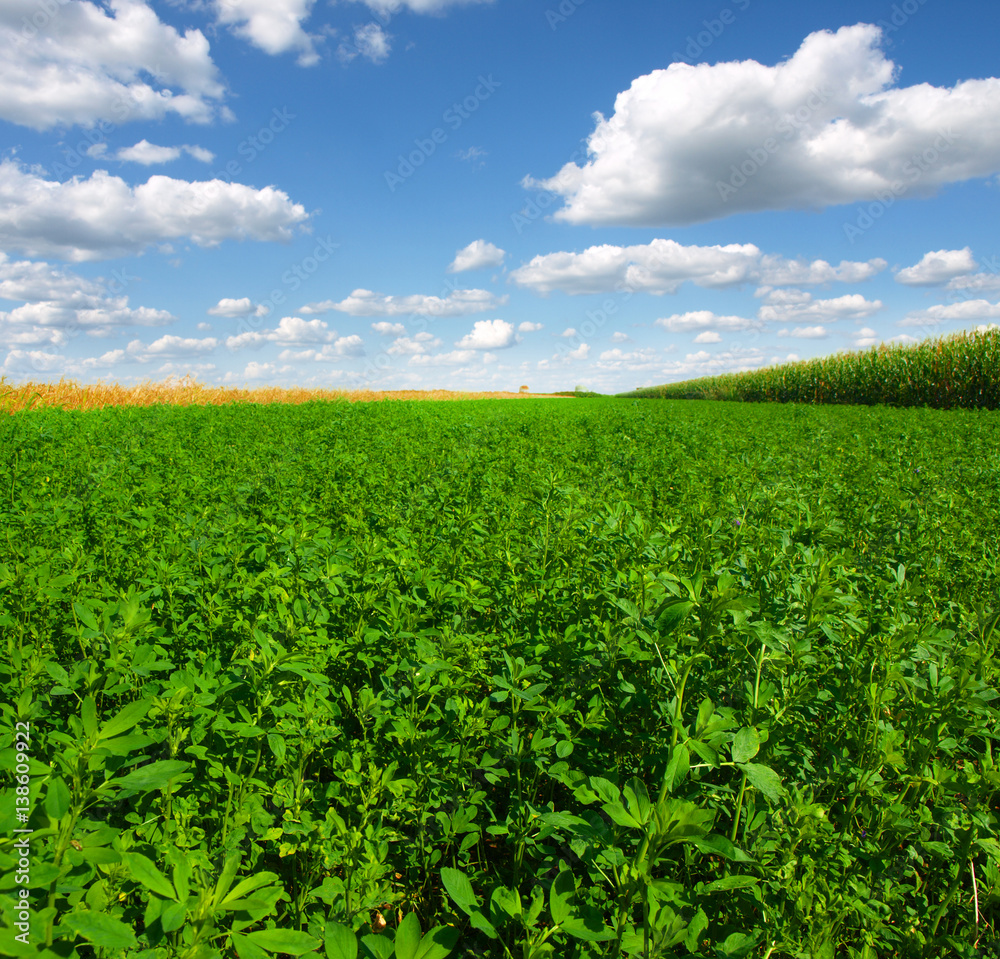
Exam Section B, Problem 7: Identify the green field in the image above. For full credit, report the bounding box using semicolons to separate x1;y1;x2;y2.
2;398;999;958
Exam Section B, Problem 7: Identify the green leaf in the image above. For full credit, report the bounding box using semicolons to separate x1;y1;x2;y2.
98;698;152;741
440;867;479;916
655;600;694;633
393;913;421;959
233;933;271;959
490;886;521;924
731;727;760;764
690;834;754;862
81;695;98;739
922;840;952;858
623;777;651;825
246;928;322;955
696;697;715;733
116;759;191;792
73;602;100;633
359;935;394;959
161;900;187;933
587;777;620;804
223;872;281;907
740;762;785;802
663;743;690;794
123;851;176;900
549;869;575;925
601;800;643;830
719;931;759;957
560;911;616;942
61;911;137;950
44;777;70;821
323;921;358;959
684;909;709;952
700;875;759;893
268;733;287;763
412;926;461;959
97;732;154;756
469;911;499;940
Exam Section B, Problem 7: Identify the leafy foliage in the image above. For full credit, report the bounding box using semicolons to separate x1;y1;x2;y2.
1;397;998;957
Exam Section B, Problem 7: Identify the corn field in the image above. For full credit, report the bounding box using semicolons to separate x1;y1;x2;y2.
621;327;1000;408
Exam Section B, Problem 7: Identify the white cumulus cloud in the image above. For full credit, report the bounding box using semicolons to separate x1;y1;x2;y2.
525;24;1000;226
339;23;391;64
448;239;506;273
654;311;760;334
900;299;1000;327
0;161;309;261
211;0;321;66
302;288;505;316
509;239;885;296
226;316;337;350
0;0;226;130
455;318;516;350
895;248;978;286
208;297;269;317
126;334;218;362
116;140;216;165
0;252;174;340
757;291;882;324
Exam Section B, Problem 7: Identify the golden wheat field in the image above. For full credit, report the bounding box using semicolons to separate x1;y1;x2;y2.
0;376;573;413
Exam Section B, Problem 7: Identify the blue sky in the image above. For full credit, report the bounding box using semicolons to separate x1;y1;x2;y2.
2;0;1000;393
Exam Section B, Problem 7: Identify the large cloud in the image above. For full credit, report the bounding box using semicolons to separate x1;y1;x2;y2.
894;248;978;286
525;24;1000;226
455;319;516;350
0;161;309;261
509;239;885;296
301;288;505;316
0;0;226;130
